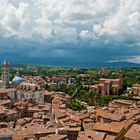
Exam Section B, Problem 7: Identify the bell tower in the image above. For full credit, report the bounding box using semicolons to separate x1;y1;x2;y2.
2;60;10;88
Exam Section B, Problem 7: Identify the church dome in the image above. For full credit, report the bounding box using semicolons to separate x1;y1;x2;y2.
12;76;24;84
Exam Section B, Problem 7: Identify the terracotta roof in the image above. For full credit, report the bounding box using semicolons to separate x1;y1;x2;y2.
93;122;127;134
112;85;119;88
12;133;36;140
0;100;11;105
54;109;68;119
15;124;54;137
5;109;18;115
95;109;125;121
0;88;16;94
0;128;15;136
125;124;140;140
133;84;140;87
83;122;95;130
105;135;116;140
77;130;105;140
43;91;52;96
0;106;5;114
113;100;133;105
47;134;68;140
65;126;81;131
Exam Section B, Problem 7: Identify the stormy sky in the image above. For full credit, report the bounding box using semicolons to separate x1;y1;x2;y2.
0;0;140;66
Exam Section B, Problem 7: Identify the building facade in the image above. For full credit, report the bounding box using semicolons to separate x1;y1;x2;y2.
85;76;123;96
129;84;140;96
97;77;123;96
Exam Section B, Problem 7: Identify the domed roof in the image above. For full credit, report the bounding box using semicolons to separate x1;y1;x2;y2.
12;76;24;84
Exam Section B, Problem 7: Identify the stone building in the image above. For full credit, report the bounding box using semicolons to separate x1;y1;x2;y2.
0;60;45;105
16;90;44;102
85;76;123;96
1;60;10;89
130;84;140;96
97;77;123;96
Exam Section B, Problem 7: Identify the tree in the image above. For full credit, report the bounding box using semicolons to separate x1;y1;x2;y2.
69;100;86;111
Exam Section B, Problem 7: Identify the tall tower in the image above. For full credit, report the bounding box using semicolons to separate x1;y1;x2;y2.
2;60;10;88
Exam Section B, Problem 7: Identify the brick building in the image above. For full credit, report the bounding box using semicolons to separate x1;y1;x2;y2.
130;84;140;96
97;77;123;96
85;77;123;96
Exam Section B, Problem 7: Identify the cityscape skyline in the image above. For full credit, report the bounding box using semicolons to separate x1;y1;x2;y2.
0;1;140;138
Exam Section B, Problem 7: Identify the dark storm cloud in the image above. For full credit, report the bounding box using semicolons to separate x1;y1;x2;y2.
0;0;140;66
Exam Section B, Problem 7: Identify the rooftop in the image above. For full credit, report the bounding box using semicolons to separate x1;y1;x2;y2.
0;88;16;94
93;122;127;134
125;124;140;140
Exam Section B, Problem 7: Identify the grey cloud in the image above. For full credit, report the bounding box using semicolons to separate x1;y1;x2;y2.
0;0;140;65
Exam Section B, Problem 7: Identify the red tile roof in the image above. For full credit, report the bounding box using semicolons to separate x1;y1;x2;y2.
125;124;140;140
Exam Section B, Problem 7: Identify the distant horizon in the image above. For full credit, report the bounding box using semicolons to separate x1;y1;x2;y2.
2;60;140;68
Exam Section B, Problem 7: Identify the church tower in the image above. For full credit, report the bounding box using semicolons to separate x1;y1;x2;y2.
2;60;10;88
